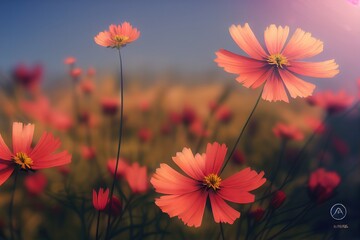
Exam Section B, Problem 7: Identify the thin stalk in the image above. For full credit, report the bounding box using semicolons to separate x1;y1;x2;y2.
221;89;262;174
105;49;124;240
96;211;101;240
220;222;225;240
9;169;19;240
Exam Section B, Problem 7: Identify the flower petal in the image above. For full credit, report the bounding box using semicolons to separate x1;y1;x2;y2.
31;151;71;169
12;122;34;154
262;70;289;102
282;28;324;60
288;60;339;78
155;190;208;227
0;134;12;160
229;24;268;60
172;147;205;180
151;164;199;195
29;132;61;161
278;69;316;98
204;142;227;175
0;164;14;186
209;192;240;224
264;24;289;55
221;168;266;191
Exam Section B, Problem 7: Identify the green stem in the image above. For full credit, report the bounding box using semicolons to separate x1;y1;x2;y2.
220;222;225;240
9;169;19;240
105;49;124;240
221;89;262;174
95;211;101;240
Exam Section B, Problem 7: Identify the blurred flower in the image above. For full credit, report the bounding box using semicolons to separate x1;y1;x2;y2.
208;101;218;112
189;119;209;138
270;190;286;209
215;105;233;123
94;22;140;49
107;158;128;179
87;67;96;77
57;165;71;176
70;67;82;79
304;117;326;135
93;188;109;211
308;168;341;203
168;111;182;125
80;79;95;95
126;163;149;194
48;110;73;132
151;142;266;227
0;122;72;185
232;149;246;165
81;146;96;160
215;23;339;102
248;207;265;222
100;97;120;116
138;128;153;143
13;63;42;91
332;137;349;156
138;99;151;113
20;95;51;123
307;91;354;114
24;172;47;196
181;106;197;126
106;196;122;216
64;57;76;65
273;123;304;141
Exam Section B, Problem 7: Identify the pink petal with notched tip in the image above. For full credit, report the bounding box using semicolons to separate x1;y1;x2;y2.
262;70;289;102
172;148;205;180
209;192;240;224
204;142;227;175
151;164;199;195
264;24;289;55
155;190;208;228
12;122;34;154
288;61;339;78
229;24;268;60
282;28;324;60
279;69;315;98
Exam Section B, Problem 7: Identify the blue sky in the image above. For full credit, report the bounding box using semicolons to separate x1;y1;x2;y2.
1;0;360;92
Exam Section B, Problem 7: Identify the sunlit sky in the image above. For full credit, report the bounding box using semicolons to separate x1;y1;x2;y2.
1;0;360;93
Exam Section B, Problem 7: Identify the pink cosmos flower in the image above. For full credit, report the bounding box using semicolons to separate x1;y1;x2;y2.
138;128;153;143
151;142;266;227
106;196;122;216
80;79;95;95
308;168;340;203
270;190;286;209
307;91;354;114
93;188;109;211
70;68;82;79
94;22;140;49
0;122;72;185
81;146;96;160
125;163;149;194
24;172;47;196
304;117;326;135
64;57;76;65
215;23;339;102
215;105;233;123
13;63;42;91
273;123;304;141
100;97;120;116
107;158;128;179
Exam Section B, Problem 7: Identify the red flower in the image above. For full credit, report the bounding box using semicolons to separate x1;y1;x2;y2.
273;123;304;141
307;91;354;114
100;97;120;116
151;142;266;227
0;122;71;185
106;196;122;216
126;163;149;194
215;106;233;123
138;128;153;143
270;190;286;209
64;57;76;65
248;207;265;222
93;188;109;211
232;150;246;165
13;63;42;90
107;158;128;179
81;146;96;160
24;172;47;196
308;168;341;203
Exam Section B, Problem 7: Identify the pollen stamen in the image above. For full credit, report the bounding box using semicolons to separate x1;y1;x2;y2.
203;173;222;191
113;35;129;46
267;53;289;68
13;152;33;170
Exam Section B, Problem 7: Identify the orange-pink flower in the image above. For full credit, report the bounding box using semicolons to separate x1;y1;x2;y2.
94;22;140;49
125;163;149;194
93;188;110;211
273;123;304;141
0;122;71;185
151;142;266;227
215;23;339;102
308;168;340;203
107;158;129;179
307;91;354;114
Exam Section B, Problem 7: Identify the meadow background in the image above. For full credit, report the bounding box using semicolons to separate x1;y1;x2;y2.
0;1;360;239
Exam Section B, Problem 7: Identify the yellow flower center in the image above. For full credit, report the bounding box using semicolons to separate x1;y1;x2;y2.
13;152;33;170
113;35;129;46
203;173;222;191
267;54;289;68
